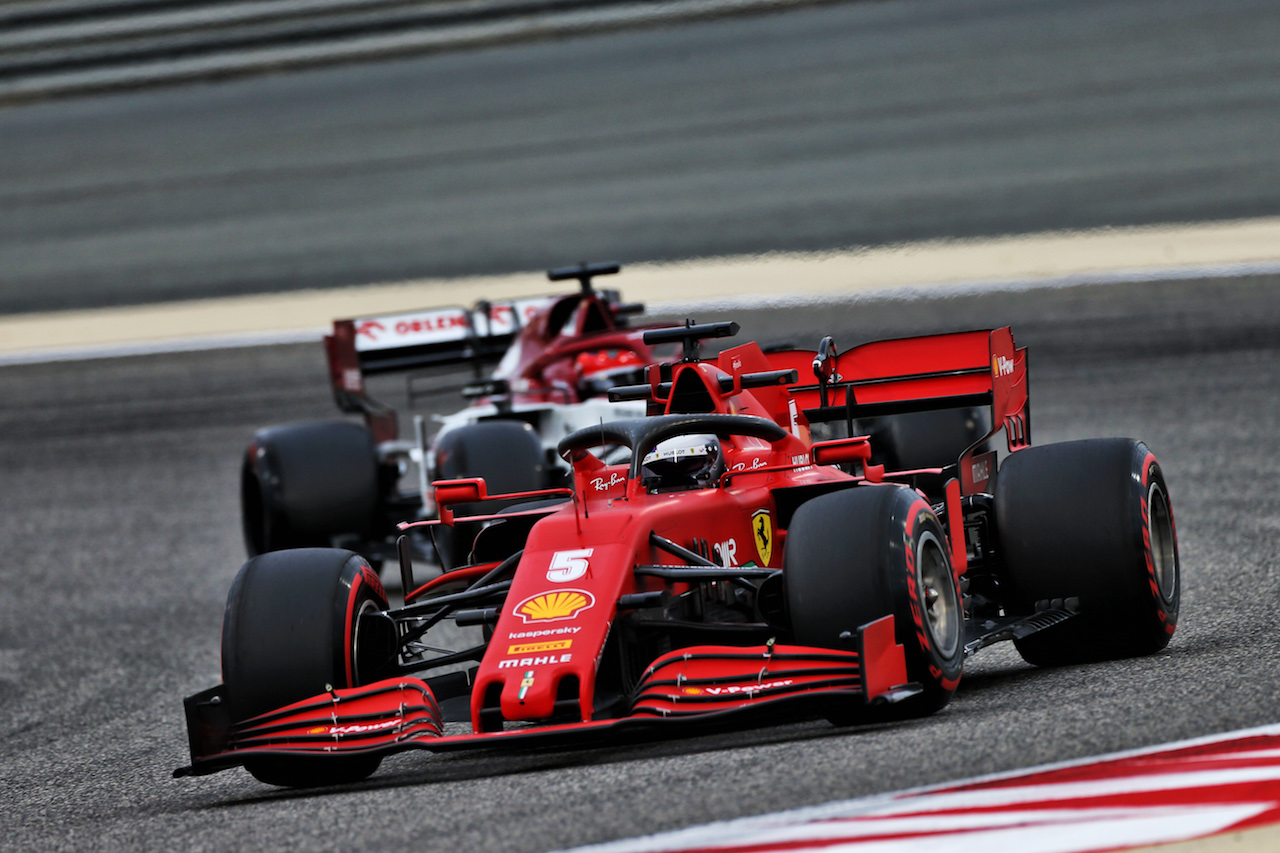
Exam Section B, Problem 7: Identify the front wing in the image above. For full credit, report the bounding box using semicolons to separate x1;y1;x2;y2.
176;616;912;778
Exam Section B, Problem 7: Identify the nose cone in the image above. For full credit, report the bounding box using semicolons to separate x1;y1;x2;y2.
470;514;636;730
497;649;576;720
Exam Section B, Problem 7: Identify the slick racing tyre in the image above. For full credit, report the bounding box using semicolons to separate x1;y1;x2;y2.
222;548;396;787
785;485;964;723
995;438;1179;666
240;420;381;557
432;420;546;569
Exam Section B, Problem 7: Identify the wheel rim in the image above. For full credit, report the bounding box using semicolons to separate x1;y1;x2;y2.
1147;483;1177;603
917;530;961;659
350;598;382;686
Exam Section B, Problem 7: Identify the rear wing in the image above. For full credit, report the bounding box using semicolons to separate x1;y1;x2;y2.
323;298;552;442
765;327;1030;483
331;298;554;377
319;262;640;443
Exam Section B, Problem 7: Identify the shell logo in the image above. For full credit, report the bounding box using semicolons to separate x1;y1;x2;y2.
682;687;704;696
515;589;596;623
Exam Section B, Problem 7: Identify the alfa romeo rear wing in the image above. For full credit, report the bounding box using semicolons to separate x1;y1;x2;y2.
323;298;553;441
321;264;642;442
333;298;554;377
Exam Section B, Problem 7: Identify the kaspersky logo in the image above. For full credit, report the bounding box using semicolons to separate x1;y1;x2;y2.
514;590;595;623
992;355;1015;377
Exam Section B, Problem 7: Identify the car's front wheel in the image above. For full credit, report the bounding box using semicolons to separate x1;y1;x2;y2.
784;485;964;723
221;548;395;786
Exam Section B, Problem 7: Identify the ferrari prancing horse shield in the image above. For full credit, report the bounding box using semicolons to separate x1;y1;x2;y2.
752;509;773;565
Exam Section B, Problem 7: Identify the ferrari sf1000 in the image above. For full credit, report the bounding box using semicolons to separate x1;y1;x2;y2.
179;321;1179;787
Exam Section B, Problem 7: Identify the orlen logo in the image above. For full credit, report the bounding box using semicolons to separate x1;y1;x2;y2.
355;320;386;341
514;590;595;623
401;314;466;335
992;355;1015;377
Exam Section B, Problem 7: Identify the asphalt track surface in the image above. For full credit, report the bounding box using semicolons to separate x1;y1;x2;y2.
3;0;1280;314
1;278;1279;851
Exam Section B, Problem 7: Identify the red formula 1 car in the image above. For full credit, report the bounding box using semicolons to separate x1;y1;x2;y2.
239;262;673;569
179;322;1180;787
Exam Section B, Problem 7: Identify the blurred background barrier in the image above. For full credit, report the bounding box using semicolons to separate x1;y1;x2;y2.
0;0;822;101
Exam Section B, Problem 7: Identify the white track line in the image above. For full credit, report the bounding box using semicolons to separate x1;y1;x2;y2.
4;217;1280;366
555;723;1280;853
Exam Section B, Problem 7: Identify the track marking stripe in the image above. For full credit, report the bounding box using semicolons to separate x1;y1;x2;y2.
4;216;1280;365
556;724;1280;853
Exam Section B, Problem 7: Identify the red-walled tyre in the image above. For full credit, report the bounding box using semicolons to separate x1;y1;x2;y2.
222;548;395;787
784;485;964;722
996;438;1180;666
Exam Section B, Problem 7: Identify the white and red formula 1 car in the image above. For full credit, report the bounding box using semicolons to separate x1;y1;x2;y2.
239;262;676;568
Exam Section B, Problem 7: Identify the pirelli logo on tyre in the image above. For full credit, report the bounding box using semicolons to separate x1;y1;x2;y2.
514;590;595;623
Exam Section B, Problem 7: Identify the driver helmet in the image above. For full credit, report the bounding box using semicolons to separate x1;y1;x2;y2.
641;434;724;491
574;348;646;398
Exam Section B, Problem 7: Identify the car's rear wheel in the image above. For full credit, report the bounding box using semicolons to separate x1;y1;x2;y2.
240;421;381;557
995;438;1179;666
222;548;395;787
784;485;964;723
432;420;546;568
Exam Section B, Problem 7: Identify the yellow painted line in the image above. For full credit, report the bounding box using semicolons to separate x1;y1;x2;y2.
3;215;1280;361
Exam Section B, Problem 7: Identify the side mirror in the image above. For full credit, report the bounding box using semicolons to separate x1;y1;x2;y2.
811;437;883;482
432;478;488;525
